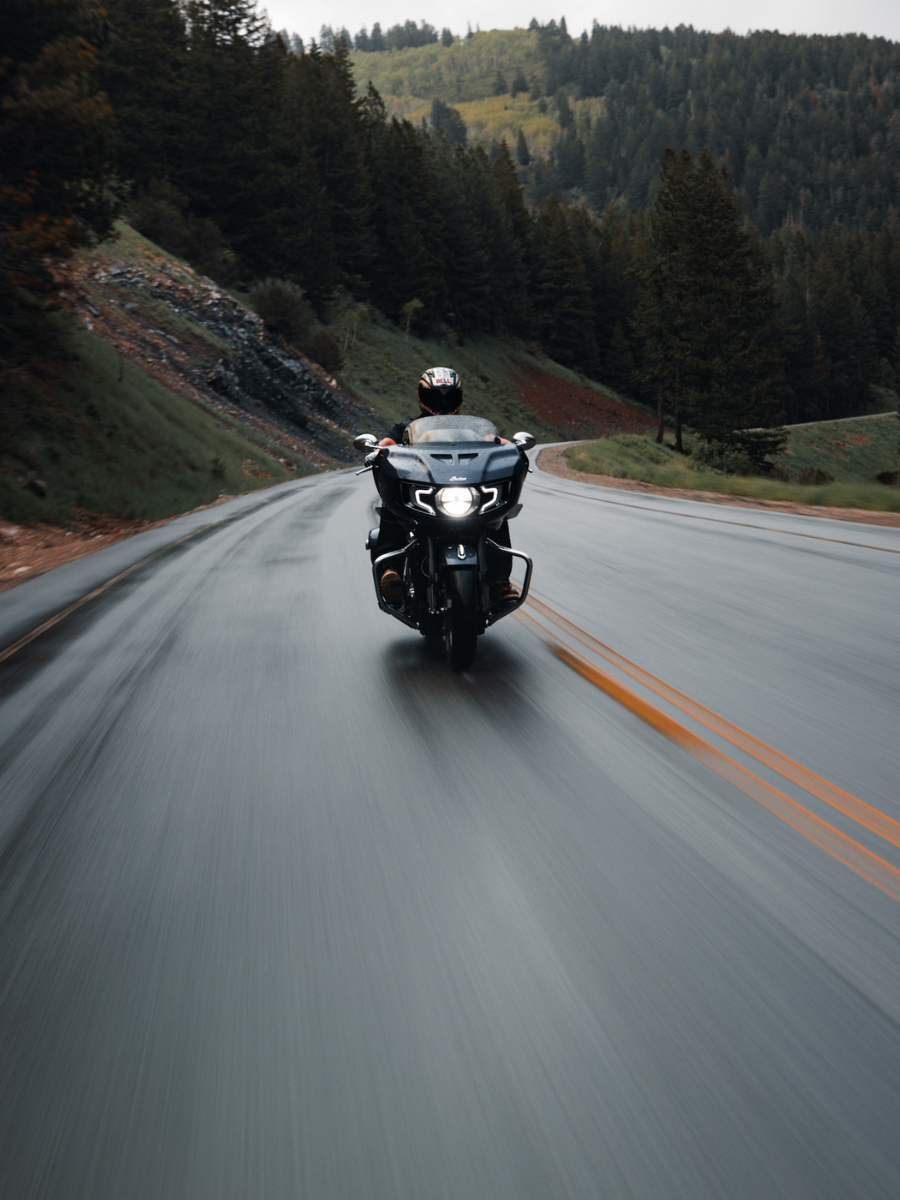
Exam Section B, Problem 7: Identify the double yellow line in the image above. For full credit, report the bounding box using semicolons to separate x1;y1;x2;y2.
518;596;900;904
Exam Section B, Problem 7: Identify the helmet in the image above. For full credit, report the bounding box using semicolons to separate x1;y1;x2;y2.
417;366;462;416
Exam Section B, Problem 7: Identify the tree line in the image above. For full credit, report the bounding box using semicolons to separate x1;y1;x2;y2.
524;20;900;241
3;0;899;453
318;21;454;54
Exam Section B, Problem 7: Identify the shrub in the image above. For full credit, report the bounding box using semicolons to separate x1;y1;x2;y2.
798;466;835;485
302;328;342;374
249;278;314;345
692;440;758;476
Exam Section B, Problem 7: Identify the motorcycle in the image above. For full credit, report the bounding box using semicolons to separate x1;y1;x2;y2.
355;415;535;670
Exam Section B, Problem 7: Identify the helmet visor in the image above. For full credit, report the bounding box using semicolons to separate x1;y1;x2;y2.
418;384;462;415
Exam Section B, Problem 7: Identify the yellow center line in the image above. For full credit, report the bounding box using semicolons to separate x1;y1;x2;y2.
524;594;900;852
515;607;900;904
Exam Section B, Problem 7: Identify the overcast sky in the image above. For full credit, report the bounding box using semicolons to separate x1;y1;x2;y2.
261;0;900;48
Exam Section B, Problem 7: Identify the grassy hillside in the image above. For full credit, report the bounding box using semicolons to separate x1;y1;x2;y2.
562;417;900;513
332;302;633;442
773;413;900;485
384;91;587;158
0;319;313;526
351;30;544;105
350;29;592;157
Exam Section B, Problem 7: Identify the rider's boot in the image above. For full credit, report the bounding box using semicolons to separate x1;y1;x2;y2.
490;579;520;606
380;569;404;608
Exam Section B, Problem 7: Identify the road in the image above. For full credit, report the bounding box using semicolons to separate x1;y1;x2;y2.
1;454;899;1200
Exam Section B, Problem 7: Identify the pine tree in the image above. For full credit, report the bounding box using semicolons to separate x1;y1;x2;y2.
367;119;446;323
634;146;785;458
430;99;467;146
531;196;598;372
0;0;118;323
99;0;188;187
515;129;531;167
427;140;492;330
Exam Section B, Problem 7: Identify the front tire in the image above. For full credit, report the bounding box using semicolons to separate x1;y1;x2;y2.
445;570;478;671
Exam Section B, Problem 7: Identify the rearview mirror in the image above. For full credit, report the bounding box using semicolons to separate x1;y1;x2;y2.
513;432;536;452
354;434;379;455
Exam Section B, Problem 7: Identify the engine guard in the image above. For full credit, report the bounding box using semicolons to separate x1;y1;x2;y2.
371;544;419;629
483;538;533;626
371;540;533;630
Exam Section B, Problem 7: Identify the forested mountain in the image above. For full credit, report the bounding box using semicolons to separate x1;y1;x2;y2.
350;21;900;239
2;0;899;451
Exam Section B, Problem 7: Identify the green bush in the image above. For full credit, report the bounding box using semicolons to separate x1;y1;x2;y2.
691;440;757;476
248;278;314;345
302;328;342;374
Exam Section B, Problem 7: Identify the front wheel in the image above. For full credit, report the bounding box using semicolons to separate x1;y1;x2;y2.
445;570;478;671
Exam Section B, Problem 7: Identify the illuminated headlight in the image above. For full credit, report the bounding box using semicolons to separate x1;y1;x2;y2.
435;486;479;518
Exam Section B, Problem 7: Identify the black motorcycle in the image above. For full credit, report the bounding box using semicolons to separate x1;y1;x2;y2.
355;415;535;670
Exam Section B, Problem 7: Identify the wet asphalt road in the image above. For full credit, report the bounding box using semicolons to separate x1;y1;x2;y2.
1;456;899;1200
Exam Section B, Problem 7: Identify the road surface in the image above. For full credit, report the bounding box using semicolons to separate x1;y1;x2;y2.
1;454;899;1200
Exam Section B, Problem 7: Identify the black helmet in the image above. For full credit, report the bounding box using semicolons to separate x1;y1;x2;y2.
417;366;462;416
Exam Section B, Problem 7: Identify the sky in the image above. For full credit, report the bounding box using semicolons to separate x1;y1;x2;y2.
261;0;900;45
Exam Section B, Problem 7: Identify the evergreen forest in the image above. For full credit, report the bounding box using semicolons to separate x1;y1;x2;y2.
3;0;900;449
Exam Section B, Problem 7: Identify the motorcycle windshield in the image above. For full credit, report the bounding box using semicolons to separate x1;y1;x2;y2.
404;415;501;445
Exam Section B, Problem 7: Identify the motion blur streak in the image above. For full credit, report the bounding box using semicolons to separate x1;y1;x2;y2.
0;533;199;664
1;469;899;1200
518;609;900;905
526;594;900;850
531;480;900;554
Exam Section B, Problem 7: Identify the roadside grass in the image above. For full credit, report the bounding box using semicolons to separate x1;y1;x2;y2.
336;307;602;441
771;412;900;484
0;320;314;525
563;433;900;512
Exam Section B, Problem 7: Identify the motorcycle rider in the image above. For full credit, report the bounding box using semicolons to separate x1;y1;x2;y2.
372;367;517;607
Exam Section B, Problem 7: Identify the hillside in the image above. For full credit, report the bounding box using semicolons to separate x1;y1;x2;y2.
352;30;570;160
556;410;900;514
1;217;658;588
774;412;900;485
351;29;544;105
0;223;382;587
336;306;654;443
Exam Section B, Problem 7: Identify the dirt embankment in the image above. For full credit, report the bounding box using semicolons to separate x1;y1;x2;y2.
514;366;656;436
538;445;900;528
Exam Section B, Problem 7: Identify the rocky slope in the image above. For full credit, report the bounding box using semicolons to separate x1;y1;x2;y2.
56;226;382;468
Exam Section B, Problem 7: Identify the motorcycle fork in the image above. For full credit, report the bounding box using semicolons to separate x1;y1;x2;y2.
475;533;491;614
425;535;444;616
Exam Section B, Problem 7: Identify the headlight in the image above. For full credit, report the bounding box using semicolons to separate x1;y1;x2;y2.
435;486;479;518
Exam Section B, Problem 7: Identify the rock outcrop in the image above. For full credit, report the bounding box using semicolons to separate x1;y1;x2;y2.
58;238;382;467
